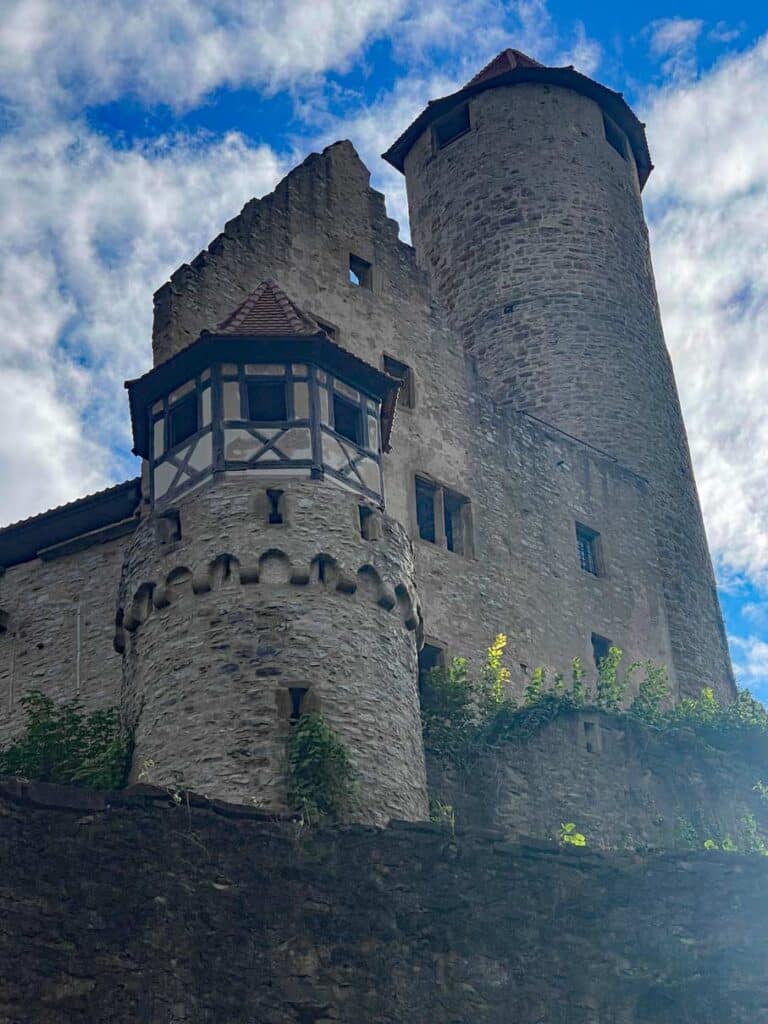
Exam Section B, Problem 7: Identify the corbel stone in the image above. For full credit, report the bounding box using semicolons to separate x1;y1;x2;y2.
335;570;357;595
377;584;397;611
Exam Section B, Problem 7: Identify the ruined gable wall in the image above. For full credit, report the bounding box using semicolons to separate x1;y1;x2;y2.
150;140;677;697
0;535;130;745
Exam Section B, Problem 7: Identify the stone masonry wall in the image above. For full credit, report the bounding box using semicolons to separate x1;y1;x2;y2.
1;779;767;1024
402;83;733;699
118;477;427;823
428;708;768;850
149;140;685;701
0;535;130;746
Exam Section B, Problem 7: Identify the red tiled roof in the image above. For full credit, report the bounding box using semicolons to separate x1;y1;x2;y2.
465;48;544;87
215;279;322;336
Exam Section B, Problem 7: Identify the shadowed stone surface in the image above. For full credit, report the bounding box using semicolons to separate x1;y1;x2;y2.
0;780;766;1024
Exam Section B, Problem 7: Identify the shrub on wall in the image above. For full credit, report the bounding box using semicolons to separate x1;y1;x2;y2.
287;713;356;822
0;691;131;790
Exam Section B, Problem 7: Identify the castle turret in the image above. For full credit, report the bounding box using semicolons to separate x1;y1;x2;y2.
118;282;427;823
384;49;733;699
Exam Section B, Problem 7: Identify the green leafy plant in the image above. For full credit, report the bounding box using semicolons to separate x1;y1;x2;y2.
595;647;627;712
287;713;355;822
629;663;671;723
559;822;587;847
0;691;131;790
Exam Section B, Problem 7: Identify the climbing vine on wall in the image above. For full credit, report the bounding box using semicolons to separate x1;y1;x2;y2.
287;713;356;822
0;691;131;790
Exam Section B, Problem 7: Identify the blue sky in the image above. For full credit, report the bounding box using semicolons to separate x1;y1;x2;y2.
0;1;766;698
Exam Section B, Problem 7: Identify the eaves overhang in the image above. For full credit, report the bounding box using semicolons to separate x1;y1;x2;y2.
382;65;653;189
126;333;401;458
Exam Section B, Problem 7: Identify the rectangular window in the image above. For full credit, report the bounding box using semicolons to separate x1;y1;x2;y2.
167;392;198;449
576;523;601;576
333;393;363;446
418;642;445;692
415;477;437;543
383;353;415;409
349;253;372;289
591;633;611;668
248;380;287;423
603;114;627;160
434;104;470;149
415;476;473;555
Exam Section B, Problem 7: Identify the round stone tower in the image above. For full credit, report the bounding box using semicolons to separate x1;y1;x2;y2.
384;49;734;699
118;281;427;824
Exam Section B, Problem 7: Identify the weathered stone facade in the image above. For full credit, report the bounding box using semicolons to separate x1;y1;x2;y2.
1;780;767;1024
0;50;735;820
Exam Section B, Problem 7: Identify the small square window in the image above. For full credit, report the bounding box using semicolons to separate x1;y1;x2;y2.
383;354;415;409
168;392;198;449
434;104;470;149
591;633;611;668
349;253;372;289
415;477;437;544
603;114;627;160
333;393;363;446
248;380;287;423
576;523;601;576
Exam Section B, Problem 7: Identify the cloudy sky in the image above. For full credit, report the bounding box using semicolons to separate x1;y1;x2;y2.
0;0;766;697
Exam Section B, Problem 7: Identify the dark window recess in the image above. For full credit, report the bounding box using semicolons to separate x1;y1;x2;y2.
333;393;363;446
156;508;181;545
167;393;198;449
359;505;382;541
415;477;437;543
591;633;611;668
434;104;470;149
289;687;309;723
383;354;414;408
266;489;284;525
349;253;372;289
603;114;627;160
444;488;471;555
248;380;287;423
316;318;338;340
576;523;601;576
418;643;444;692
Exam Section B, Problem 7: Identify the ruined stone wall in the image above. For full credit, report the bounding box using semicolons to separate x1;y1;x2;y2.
0;535;130;746
428;708;768;850
1;779;767;1024
118;478;426;823
150;141;679;699
402;83;733;699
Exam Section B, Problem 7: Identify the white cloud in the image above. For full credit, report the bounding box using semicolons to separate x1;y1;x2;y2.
729;635;768;694
0;0;406;114
646;17;704;80
0;123;285;525
643;35;768;588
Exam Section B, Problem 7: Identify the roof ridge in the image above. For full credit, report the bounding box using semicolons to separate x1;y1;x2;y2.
465;47;545;88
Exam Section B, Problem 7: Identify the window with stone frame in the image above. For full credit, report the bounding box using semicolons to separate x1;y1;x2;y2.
418;642;445;693
576;523;602;576
591;633;611;668
349;253;373;289
167;391;198;449
383;353;415;409
415;476;473;556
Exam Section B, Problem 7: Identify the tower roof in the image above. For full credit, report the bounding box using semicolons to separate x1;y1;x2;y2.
382;50;652;188
215;279;322;337
465;48;544;86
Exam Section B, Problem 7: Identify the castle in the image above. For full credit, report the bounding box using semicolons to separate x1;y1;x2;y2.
0;49;735;824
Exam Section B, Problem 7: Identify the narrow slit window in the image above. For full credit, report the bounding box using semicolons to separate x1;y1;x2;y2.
167;392;198;449
383;354;414;409
333;393;363;446
289;687;309;723
248;380;287;423
266;489;284;525
576;523;601;576
434;104;470;149
591;633;611;668
415;477;437;543
349;253;372;289
603;114;627;160
359;505;381;541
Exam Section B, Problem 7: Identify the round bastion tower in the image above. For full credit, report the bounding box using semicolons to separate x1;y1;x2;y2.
384;49;734;699
117;281;428;824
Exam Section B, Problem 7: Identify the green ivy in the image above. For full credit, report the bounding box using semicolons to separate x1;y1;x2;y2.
287;713;355;822
0;691;131;790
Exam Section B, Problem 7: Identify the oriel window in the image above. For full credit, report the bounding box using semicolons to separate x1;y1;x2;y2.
333;393;363;446
248;380;287;423
167;392;198;449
